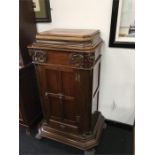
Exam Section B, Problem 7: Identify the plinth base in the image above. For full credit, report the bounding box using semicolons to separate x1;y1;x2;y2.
36;112;106;150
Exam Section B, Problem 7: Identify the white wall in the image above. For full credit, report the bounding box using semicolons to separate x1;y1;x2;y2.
37;0;135;125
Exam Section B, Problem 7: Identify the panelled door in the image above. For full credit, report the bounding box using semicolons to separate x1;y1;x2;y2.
37;65;81;133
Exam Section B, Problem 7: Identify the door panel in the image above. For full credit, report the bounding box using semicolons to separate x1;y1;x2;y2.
38;65;80;129
45;69;60;93
48;95;62;121
62;72;76;96
63;98;77;124
61;71;79;125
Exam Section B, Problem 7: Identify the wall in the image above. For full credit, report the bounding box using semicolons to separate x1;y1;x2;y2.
37;0;135;125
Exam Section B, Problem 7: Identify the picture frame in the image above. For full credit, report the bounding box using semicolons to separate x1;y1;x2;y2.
109;0;135;48
33;0;51;22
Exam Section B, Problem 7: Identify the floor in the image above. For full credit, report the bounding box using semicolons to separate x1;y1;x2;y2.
19;121;133;155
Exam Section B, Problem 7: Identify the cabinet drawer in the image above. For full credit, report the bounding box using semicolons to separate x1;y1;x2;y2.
46;51;71;65
29;49;70;65
49;119;79;134
29;49;97;69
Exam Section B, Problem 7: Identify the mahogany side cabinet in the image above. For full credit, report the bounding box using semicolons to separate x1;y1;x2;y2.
28;29;106;151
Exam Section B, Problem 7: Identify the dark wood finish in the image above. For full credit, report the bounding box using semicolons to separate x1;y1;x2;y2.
109;0;135;49
19;0;42;134
19;64;42;133
37;113;105;150
19;0;37;65
28;29;106;150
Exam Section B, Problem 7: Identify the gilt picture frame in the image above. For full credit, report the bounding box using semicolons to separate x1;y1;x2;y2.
109;0;135;48
33;0;51;22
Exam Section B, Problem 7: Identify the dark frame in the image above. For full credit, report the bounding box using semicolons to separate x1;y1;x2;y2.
33;0;51;22
109;0;135;48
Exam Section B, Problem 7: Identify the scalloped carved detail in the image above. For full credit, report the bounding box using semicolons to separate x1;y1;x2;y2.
70;53;95;68
29;49;47;63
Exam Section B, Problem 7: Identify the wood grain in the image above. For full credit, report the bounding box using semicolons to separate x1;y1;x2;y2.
28;28;106;150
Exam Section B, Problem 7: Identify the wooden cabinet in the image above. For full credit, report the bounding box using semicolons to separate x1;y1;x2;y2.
38;65;80;134
28;29;106;150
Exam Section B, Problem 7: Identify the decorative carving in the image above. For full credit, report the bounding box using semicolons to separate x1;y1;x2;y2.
70;53;95;68
70;54;84;67
29;49;47;63
83;53;95;68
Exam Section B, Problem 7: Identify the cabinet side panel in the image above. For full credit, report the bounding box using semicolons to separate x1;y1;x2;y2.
74;69;93;133
93;62;101;96
92;91;99;114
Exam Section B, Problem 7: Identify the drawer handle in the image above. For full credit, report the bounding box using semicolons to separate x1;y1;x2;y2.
59;93;64;99
45;92;48;96
59;124;66;129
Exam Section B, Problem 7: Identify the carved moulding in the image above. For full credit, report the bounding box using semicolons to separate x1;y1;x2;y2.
29;49;47;63
70;53;95;69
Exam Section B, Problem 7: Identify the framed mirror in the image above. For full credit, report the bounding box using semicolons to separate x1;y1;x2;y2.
109;0;135;48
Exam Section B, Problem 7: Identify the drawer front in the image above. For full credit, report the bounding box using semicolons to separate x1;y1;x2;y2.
47;51;70;65
29;49;97;69
29;49;72;65
49;119;79;134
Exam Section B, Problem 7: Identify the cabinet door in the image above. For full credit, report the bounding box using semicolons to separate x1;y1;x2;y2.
37;65;80;129
61;71;79;125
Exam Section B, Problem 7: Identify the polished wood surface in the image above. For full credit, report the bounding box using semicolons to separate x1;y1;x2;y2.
28;28;103;51
19;64;42;134
28;29;106;150
38;112;105;150
36;28;100;41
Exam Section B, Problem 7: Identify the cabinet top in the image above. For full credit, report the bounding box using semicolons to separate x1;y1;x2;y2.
28;29;103;51
36;28;100;42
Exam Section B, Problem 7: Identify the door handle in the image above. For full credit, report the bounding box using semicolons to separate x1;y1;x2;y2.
45;92;48;96
59;93;64;99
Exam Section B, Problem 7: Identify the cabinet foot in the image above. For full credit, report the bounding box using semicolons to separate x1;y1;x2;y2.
35;129;42;139
84;148;95;155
